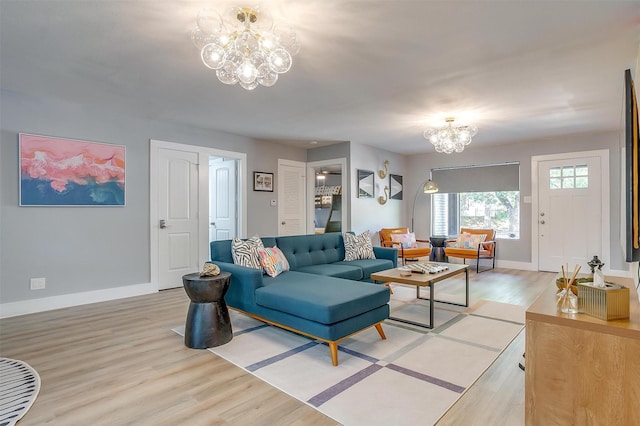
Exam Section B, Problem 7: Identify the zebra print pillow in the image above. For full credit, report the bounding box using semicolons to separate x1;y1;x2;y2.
344;231;376;261
231;235;264;270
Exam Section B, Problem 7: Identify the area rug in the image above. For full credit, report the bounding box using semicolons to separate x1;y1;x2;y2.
0;358;41;426
173;285;525;426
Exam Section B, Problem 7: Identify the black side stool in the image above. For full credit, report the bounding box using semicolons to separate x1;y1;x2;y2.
182;271;232;349
429;236;449;262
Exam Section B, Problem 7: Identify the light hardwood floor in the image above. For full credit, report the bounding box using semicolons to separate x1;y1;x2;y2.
0;268;555;425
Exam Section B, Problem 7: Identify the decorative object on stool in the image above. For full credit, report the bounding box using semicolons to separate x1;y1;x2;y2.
182;271;233;348
0;357;41;426
200;262;220;277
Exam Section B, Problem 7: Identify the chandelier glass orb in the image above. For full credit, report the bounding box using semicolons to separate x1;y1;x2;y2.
424;118;478;154
191;6;300;90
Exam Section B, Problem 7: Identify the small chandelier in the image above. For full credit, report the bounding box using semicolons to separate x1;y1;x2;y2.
191;6;300;90
424;118;478;154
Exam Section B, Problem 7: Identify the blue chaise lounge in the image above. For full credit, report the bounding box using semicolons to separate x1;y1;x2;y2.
209;232;397;365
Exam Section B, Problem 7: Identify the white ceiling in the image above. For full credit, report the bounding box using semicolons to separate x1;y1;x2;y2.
1;1;638;154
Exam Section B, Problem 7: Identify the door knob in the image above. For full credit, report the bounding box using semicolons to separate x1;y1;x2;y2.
540;212;545;216
540;220;545;224
281;221;286;225
159;219;167;229
210;222;216;226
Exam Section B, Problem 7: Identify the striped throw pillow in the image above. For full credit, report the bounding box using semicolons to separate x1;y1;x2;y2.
344;231;376;261
231;235;264;269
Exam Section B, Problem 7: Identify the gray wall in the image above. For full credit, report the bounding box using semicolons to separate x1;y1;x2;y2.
407;130;626;269
350;143;407;245
0;90;306;304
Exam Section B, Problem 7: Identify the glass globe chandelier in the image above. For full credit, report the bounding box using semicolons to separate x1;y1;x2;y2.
191;6;300;90
423;118;478;154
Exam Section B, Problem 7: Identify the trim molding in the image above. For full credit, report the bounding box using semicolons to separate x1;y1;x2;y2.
0;283;157;319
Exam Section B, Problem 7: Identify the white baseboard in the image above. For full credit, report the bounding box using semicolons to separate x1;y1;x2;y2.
0;282;158;318
495;260;536;271
445;257;536;271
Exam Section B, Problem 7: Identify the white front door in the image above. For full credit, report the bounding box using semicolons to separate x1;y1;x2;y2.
157;148;200;289
278;159;306;235
537;154;603;272
209;157;237;241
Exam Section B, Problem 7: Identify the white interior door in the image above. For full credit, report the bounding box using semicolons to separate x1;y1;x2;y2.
537;155;602;272
209;157;237;241
278;159;306;235
157;148;199;289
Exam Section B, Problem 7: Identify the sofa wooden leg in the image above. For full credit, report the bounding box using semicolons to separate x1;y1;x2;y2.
329;342;339;366
374;323;387;340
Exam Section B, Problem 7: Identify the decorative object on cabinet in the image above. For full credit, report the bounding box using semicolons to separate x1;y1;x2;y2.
578;282;630;320
587;255;604;273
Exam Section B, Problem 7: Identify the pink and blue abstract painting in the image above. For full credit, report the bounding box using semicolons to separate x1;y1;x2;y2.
20;133;126;206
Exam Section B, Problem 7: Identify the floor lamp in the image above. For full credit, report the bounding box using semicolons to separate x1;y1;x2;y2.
410;179;438;233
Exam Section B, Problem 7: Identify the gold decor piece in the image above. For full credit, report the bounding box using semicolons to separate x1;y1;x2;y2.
200;263;221;277
578;282;630;321
378;186;389;205
378;160;389;179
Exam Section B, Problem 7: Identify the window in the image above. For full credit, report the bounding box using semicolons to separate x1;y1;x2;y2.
549;164;588;190
432;191;520;239
430;163;521;239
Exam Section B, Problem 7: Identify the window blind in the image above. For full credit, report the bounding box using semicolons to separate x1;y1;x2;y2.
431;163;520;193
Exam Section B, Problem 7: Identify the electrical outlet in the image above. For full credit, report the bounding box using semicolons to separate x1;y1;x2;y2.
30;277;46;290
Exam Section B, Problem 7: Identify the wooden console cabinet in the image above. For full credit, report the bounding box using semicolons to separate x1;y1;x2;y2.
525;275;640;425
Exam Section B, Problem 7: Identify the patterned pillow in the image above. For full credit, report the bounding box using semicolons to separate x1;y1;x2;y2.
390;232;418;248
257;246;290;277
231;235;264;269
455;232;486;249
344;231;376;261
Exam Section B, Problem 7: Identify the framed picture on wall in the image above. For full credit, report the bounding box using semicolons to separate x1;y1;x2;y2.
19;133;126;206
390;174;403;200
253;171;274;192
358;169;374;198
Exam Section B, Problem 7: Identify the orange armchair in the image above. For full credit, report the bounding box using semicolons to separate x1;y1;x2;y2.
444;228;496;273
379;228;431;265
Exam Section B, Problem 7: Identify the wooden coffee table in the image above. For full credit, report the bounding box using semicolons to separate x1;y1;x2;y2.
371;263;469;329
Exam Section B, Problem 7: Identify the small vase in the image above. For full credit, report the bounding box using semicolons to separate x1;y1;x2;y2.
558;289;578;314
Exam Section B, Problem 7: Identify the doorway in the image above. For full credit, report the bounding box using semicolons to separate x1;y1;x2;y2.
532;150;610;272
307;159;347;234
150;140;246;290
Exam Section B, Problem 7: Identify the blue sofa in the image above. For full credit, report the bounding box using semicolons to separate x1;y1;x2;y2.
209;232;397;365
